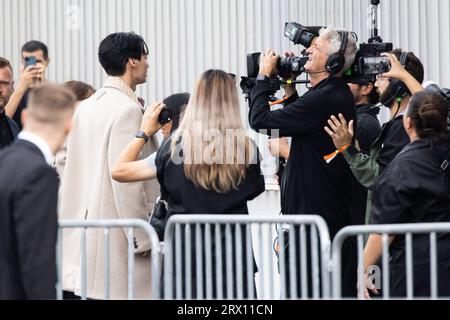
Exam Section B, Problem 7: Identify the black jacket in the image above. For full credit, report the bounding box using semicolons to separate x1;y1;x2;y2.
249;77;357;238
0;140;59;300
351;104;381;225
371;134;450;267
355;104;381;154
0;114;20;149
375;115;410;173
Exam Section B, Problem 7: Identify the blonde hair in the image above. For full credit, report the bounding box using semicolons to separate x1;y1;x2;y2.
171;70;256;193
28;83;76;126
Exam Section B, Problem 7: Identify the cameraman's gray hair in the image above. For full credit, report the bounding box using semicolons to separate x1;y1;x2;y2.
320;27;357;75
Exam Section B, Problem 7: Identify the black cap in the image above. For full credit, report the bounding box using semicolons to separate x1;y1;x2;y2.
345;76;370;86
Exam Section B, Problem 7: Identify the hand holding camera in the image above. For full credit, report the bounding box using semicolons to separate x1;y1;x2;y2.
259;49;280;77
19;56;47;90
140;101;165;137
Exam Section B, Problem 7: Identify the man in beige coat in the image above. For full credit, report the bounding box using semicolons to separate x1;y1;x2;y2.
59;32;159;300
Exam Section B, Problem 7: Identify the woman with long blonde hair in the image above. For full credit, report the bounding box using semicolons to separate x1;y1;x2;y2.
155;69;265;299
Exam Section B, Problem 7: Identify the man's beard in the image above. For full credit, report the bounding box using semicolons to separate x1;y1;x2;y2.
378;85;396;108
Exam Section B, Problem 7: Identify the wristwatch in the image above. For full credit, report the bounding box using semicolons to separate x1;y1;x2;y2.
345;144;360;157
135;131;149;144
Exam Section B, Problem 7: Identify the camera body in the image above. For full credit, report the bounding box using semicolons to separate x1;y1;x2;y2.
345;42;393;82
158;108;173;125
284;22;322;48
240;23;319;96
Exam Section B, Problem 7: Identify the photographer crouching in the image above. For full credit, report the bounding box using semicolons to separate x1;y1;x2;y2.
249;28;358;297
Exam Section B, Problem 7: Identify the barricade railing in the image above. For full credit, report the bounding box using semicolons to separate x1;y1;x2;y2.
331;223;450;300
162;215;332;300
57;219;161;300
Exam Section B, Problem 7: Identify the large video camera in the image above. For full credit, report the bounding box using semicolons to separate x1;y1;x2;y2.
344;0;394;83
240;22;318;97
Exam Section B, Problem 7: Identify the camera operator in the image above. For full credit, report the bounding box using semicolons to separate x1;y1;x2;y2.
325;50;424;191
249;28;358;297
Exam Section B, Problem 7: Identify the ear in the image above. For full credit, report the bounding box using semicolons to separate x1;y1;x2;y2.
361;83;374;96
128;57;138;68
45;57;51;66
403;116;413;130
64;117;73;135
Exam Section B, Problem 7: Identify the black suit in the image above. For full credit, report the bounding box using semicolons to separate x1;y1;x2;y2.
0;139;59;300
0;112;20;149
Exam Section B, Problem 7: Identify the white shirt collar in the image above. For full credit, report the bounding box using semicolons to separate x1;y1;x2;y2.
18;131;54;165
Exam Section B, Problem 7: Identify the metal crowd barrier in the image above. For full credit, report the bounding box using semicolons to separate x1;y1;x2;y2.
331;223;450;300
57;219;161;300
162;215;332;300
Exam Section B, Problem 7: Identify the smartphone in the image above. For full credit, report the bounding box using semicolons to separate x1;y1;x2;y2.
361;56;391;76
24;56;37;68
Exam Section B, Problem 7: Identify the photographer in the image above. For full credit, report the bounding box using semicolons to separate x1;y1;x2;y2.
325;50;424;189
249;28;358;296
6;41;50;129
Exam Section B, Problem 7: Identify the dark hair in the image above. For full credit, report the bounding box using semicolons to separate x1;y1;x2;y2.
98;32;149;76
0;57;13;73
63;81;96;101
163;92;190;133
407;91;449;138
21;40;49;60
368;85;380;105
392;49;424;84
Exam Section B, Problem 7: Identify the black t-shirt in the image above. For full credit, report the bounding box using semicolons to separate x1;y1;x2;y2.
371;135;450;267
249;77;357;238
13;90;29;130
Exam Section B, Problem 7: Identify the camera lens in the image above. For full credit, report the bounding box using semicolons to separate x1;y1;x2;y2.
158;108;173;125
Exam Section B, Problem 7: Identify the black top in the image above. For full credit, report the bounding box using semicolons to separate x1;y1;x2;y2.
375;115;410;173
0;140;59;300
12;90;29;130
155;138;265;217
355;104;381;154
0;112;19;149
249;77;357;238
371;135;450;268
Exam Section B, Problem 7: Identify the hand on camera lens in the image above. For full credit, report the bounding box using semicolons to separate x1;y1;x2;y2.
260;49;279;77
140;101;164;136
281;51;297;81
324;114;354;150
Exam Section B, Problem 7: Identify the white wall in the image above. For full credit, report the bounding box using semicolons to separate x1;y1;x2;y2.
1;0;449;104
